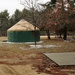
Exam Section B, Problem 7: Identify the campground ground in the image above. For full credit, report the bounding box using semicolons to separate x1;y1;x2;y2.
0;36;75;75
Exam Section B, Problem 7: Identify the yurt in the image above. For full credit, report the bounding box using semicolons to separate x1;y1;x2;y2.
7;19;40;42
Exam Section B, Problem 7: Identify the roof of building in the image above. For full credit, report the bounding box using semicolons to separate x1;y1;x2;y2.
7;19;39;31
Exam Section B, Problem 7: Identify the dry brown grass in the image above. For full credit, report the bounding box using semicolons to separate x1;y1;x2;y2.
0;36;75;60
0;36;75;75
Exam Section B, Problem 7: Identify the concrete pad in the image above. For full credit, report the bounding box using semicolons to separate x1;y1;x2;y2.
44;52;75;66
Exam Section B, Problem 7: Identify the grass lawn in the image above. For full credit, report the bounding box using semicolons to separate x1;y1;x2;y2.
0;36;75;75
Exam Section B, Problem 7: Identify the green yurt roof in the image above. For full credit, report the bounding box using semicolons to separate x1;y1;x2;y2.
7;19;39;31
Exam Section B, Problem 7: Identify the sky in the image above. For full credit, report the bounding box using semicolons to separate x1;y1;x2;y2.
0;0;50;16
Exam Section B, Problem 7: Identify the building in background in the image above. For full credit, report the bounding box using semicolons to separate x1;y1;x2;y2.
7;19;40;42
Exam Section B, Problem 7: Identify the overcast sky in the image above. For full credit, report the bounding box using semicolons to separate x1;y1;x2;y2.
0;0;50;16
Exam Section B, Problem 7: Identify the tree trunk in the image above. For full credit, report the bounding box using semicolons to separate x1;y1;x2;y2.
34;26;36;45
63;25;67;40
59;31;62;38
46;30;50;39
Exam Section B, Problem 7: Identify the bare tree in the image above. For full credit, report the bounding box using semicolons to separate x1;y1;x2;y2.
20;0;41;45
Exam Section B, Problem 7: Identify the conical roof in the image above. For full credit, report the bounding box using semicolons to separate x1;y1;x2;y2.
7;19;39;31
